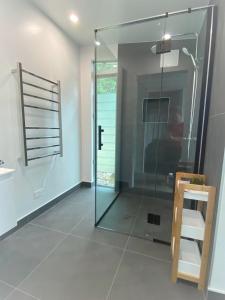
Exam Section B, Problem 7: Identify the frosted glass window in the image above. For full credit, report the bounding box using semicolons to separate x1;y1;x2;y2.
160;49;180;68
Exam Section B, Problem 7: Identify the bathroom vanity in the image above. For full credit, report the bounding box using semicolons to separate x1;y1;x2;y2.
0;168;17;236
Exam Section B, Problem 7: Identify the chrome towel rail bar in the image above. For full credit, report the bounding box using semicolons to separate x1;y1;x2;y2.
22;68;58;85
23;82;58;94
16;62;63;166
25;127;60;130
24;104;59;112
28;152;60;162
23;92;59;104
27;145;60;151
26;136;60;140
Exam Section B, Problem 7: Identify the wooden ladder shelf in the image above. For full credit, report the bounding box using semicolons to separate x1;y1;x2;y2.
171;172;216;290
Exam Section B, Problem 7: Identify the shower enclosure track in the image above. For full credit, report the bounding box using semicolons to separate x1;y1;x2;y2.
95;5;215;31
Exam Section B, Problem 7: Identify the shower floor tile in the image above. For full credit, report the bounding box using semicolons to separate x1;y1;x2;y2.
98;192;173;243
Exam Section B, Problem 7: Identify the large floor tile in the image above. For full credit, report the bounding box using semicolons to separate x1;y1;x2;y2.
109;251;203;300
0;281;13;299
131;206;172;243
32;198;88;233
59;188;94;207
98;192;173;244
6;290;38;300
208;291;225;300
99;195;141;234
99;211;135;234
20;235;123;300
72;214;128;248
0;224;64;286
126;236;170;262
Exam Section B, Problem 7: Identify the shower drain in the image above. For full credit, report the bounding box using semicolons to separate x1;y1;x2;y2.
147;213;161;225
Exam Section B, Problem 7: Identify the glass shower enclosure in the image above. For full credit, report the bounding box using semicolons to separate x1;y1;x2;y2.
94;5;215;243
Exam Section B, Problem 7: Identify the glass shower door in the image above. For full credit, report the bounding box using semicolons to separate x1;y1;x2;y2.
95;6;213;244
95;18;167;231
95;43;119;224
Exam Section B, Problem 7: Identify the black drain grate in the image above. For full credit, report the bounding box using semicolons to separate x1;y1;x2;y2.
147;213;161;225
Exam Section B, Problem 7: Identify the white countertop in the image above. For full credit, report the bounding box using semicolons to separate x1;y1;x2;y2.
0;168;15;178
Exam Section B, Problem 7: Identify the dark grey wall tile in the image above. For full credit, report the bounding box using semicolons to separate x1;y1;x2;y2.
205;0;225;296
208;0;225;117
204;115;225;188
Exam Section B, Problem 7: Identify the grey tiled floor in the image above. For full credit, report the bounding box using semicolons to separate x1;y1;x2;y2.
99;192;173;243
0;188;204;300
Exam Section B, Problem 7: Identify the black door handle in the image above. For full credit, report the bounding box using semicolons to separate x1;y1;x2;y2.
98;125;104;150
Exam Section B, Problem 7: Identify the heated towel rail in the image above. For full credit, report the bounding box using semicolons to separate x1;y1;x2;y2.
16;62;63;166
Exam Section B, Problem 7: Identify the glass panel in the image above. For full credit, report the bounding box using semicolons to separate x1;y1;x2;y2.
95;18;167;230
154;9;209;241
95;7;211;243
95;40;118;223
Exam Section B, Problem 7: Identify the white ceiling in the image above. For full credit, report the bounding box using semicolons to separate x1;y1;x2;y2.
31;0;210;46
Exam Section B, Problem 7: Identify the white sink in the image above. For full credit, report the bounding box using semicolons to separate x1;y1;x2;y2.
0;168;15;179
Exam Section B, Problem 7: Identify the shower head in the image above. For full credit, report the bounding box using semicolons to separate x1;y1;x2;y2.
182;47;191;56
182;47;198;69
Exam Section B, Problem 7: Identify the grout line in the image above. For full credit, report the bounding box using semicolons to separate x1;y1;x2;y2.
105;236;131;300
31;216;171;264
12;288;40;299
124;248;171;264
29;222;69;235
31;222;124;252
68;233;125;250
0;279;15;290
3;212;89;300
0;278;40;300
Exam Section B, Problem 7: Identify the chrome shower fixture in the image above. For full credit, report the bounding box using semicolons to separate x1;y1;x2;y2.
182;47;198;69
151;44;157;54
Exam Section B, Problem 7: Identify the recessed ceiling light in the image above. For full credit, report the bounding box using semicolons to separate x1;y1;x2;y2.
162;33;171;40
70;14;79;24
95;41;101;46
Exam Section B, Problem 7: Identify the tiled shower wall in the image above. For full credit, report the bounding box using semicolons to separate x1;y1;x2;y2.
205;0;225;299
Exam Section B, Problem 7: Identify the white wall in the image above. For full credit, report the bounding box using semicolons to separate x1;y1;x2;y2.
80;46;94;183
0;0;81;224
208;149;225;295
